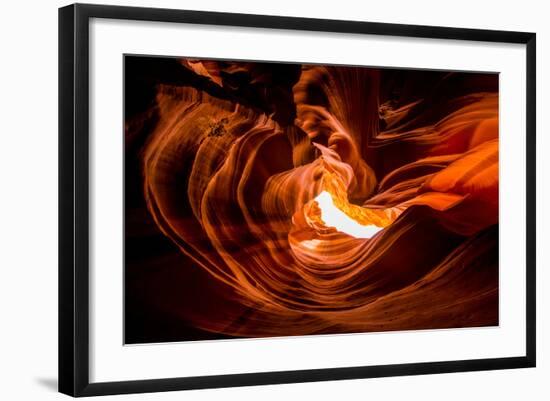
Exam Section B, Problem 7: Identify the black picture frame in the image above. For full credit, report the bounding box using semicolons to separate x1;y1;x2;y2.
59;3;536;397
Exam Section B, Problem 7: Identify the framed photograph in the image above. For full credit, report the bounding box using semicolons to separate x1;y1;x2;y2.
58;3;536;397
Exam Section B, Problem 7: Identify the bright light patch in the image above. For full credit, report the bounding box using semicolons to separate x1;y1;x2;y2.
314;191;384;239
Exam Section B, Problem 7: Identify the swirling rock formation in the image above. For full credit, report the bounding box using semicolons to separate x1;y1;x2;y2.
125;57;498;341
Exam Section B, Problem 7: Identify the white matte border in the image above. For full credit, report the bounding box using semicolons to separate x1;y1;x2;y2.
89;18;526;383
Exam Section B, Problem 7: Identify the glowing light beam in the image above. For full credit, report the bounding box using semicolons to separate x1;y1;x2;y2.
314;191;384;239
